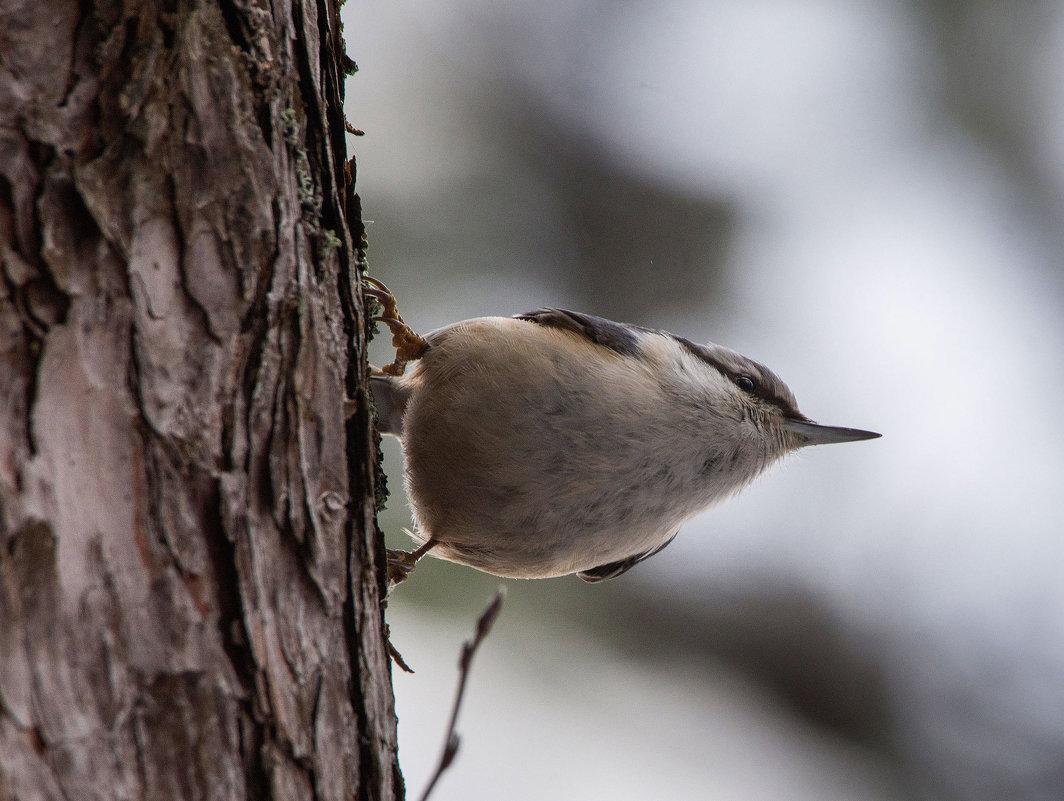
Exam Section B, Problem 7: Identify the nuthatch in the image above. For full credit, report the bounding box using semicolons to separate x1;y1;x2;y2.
363;278;880;584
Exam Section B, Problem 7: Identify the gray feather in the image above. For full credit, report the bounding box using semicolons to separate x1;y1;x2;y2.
577;534;677;583
515;308;644;357
369;374;410;436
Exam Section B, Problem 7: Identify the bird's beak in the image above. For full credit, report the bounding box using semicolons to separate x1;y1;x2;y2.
783;419;881;447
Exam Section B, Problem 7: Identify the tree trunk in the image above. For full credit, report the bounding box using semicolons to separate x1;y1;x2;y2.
0;2;400;799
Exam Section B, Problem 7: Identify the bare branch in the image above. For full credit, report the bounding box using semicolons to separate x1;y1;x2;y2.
385;623;416;674
418;589;506;801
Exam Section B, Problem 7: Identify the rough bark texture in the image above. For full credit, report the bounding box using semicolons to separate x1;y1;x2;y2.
0;1;400;799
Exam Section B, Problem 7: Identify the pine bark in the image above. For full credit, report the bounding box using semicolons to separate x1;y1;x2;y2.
0;1;400;799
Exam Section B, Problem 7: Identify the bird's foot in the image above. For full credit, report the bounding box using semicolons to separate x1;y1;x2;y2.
386;549;419;586
386;536;438;589
361;275;428;376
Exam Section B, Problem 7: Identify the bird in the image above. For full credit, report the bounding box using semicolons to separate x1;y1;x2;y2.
361;277;880;584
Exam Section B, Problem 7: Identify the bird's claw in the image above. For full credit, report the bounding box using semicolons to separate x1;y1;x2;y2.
362;275;428;376
386;548;420;586
386;537;438;590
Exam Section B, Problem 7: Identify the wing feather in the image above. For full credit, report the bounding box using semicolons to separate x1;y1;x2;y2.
576;534;677;583
515;308;644;357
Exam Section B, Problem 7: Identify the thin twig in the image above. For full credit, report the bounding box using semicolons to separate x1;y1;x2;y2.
385;623;415;674
419;589;506;801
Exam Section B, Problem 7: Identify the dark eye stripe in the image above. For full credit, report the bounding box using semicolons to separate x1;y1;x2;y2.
671;333;807;420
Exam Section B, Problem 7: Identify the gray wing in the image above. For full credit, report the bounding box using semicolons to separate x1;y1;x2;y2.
369;374;410;436
515;308;644;357
576;534;677;583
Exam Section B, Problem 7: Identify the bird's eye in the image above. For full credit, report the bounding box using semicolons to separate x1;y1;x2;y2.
736;375;756;393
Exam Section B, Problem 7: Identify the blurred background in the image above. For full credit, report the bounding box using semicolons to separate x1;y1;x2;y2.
341;1;1064;799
